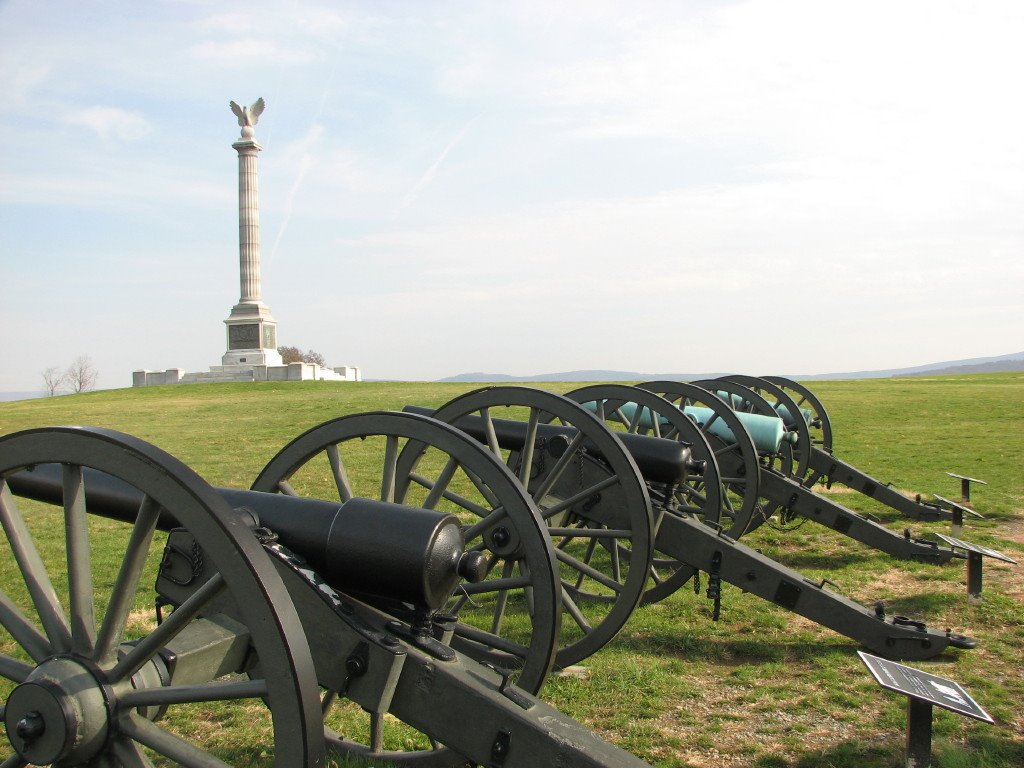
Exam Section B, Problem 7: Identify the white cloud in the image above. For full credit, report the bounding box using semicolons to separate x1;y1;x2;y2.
62;106;152;141
190;38;313;64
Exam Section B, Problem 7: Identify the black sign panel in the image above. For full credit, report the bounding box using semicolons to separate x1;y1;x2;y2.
858;652;993;722
934;533;1017;564
228;323;260;350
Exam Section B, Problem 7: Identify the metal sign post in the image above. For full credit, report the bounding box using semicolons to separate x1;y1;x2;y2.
858;652;994;768
946;472;987;504
933;533;1018;602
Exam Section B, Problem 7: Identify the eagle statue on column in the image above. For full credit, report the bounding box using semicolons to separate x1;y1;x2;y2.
230;98;265;127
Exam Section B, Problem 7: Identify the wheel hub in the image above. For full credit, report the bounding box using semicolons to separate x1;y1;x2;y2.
4;658;109;765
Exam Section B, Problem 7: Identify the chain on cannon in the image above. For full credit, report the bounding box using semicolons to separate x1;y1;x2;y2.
0;423;654;768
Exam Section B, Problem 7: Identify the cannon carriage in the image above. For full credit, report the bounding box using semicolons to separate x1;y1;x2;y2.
0;420;654;768
406;384;978;663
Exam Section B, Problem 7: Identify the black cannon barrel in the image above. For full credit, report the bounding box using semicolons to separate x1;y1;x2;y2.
7;464;484;611
404;406;698;484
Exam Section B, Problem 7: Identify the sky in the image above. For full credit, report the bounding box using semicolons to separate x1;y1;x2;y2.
1;0;1022;392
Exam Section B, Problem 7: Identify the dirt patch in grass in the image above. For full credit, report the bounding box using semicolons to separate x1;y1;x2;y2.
650;671;890;767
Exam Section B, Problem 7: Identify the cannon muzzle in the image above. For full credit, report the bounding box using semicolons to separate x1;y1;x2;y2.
7;464;477;612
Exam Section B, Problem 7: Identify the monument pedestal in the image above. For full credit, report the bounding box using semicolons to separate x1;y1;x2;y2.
222;301;282;367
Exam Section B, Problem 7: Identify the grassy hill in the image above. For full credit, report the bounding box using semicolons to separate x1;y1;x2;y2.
0;374;1021;767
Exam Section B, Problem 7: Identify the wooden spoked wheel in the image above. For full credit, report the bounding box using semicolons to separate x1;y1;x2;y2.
565;384;725;604
253;411;560;765
427;386;655;668
0;426;323;768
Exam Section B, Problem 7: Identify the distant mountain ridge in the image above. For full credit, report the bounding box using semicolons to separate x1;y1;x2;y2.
438;351;1024;383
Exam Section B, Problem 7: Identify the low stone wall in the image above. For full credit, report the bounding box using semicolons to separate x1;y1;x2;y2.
132;369;185;387
133;363;361;386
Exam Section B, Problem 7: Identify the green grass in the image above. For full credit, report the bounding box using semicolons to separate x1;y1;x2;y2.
0;373;1022;767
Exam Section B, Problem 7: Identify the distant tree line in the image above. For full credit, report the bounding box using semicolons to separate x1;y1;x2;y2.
277;346;327;367
41;355;99;396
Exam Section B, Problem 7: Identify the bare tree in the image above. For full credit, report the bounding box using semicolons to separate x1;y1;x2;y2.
278;345;304;364
64;355;99;393
303;349;327;367
41;366;67;397
278;346;327;367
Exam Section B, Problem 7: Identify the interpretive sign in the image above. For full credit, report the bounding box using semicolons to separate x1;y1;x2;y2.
858;652;992;721
858;651;992;768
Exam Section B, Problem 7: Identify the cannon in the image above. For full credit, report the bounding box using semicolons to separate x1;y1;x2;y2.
636;379;977;565
755;375;986;531
406;386;974;662
0;420;654;767
275;387;660;671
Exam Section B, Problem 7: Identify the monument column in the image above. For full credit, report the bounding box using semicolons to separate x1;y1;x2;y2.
222;97;283;367
235;133;262;303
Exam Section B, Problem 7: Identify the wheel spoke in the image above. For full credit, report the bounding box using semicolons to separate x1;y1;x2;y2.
573;537;599;590
121;714;232;768
0;587;51;662
537;476;618;521
320;688;338;716
0;480;72;653
462;507;508;540
380;435;399;503
109;574;226;683
407;473;494;519
62;464;96;655
480;408;503;459
326;445;354;503
517;409;541;486
421;457;459;510
94;495;161;662
458;573;533;595
546;526;632;538
554;548;625;593
452;622;530;659
369;711;384;754
560;588;593;632
0;653;33;683
531;432;585;502
119;678;268;708
489;560;515;634
277;479;298;496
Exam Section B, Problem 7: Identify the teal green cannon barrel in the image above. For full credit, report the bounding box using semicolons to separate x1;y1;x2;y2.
774;403;816;428
584;401;791;454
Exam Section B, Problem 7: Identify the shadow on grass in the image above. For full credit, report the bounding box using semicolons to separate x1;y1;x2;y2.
763;549;873;570
614;629;864;664
880;590;967;616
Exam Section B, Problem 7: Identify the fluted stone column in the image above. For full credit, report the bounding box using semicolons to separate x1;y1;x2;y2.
222;98;282;368
235;133;262;303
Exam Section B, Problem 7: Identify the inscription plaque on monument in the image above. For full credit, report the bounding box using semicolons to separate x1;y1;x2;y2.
228;324;260;350
262;325;277;350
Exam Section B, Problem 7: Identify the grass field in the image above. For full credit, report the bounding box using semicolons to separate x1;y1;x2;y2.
0;373;1021;767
